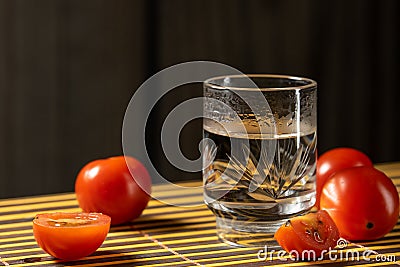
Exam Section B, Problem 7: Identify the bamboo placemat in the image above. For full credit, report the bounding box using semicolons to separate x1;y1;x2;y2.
0;162;399;266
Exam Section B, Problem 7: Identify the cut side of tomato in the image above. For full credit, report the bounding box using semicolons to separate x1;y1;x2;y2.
33;212;111;260
274;210;340;259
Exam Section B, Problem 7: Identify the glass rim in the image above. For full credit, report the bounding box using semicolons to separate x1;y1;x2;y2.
204;74;317;91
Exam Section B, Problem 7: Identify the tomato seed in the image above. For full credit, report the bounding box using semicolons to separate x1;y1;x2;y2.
314;231;323;243
47;218;91;227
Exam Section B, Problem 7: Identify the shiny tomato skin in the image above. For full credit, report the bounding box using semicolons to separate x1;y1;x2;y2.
316;147;372;208
33;212;110;260
75;156;152;225
274;210;340;258
320;166;399;241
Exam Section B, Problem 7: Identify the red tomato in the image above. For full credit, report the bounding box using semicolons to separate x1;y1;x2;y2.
33;212;110;260
274;210;340;259
75;156;152;225
315;147;372;208
320;166;399;240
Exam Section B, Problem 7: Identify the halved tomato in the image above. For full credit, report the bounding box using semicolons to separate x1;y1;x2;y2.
274;210;340;259
33;212;111;260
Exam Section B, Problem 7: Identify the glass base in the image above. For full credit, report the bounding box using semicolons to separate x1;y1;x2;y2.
215;216;289;248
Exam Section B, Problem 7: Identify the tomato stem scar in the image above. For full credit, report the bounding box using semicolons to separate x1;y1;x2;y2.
366;222;374;229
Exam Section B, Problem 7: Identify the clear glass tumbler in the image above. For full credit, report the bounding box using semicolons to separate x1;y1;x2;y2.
202;74;317;247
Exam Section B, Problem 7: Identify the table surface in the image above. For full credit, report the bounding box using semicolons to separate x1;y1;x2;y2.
0;162;399;267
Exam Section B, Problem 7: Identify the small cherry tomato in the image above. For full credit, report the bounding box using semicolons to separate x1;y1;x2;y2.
75;156;152;225
315;147;372;208
274;210;340;259
33;212;110;260
320;166;399;240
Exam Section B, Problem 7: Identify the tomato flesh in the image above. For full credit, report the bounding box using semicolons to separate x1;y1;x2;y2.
33;212;111;260
274;210;340;259
320;166;399;240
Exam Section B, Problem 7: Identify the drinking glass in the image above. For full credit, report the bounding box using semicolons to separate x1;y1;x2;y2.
202;74;317;247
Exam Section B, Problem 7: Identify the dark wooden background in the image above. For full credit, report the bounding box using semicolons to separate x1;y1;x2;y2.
0;0;399;198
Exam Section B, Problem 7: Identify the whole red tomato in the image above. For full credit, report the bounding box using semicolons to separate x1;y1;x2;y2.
320;166;399;240
33;212;110;260
274;210;340;259
315;147;372;208
75;156;152;225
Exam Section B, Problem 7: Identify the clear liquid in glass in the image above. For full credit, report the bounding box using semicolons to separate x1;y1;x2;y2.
202;123;316;247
